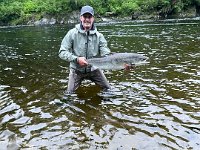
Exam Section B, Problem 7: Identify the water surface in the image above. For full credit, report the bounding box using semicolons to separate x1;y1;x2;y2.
0;18;200;149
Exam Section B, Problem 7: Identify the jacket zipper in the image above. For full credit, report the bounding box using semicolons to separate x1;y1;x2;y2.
85;31;89;73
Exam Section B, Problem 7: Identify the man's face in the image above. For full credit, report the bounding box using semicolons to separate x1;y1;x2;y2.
80;13;94;30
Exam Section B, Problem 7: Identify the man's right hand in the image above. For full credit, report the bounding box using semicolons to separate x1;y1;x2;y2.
77;57;88;67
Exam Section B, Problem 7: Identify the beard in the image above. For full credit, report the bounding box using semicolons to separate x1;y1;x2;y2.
83;21;92;30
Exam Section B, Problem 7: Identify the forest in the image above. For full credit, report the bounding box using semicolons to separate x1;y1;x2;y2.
0;0;200;25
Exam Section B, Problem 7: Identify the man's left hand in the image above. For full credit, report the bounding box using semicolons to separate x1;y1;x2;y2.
124;64;135;71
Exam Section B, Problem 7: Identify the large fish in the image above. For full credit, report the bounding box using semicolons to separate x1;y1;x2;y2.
87;53;149;70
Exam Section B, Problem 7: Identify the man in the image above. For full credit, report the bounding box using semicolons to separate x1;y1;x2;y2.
59;5;111;93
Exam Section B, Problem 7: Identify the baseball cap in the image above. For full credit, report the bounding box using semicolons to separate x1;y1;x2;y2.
80;5;94;16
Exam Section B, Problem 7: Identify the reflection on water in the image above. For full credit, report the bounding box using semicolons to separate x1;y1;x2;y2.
0;19;200;149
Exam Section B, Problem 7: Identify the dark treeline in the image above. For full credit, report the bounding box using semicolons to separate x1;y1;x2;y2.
0;0;200;25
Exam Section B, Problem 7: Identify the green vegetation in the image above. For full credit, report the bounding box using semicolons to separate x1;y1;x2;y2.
0;0;200;25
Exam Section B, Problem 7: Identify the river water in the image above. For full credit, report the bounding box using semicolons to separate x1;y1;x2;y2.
0;18;200;149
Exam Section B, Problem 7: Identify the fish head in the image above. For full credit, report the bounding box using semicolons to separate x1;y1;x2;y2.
128;54;149;65
130;53;148;61
140;55;149;62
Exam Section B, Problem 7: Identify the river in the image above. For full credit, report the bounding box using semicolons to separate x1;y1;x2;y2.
0;18;200;149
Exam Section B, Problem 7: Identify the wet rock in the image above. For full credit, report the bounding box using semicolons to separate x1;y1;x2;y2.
49;18;56;25
34;17;56;26
131;12;140;20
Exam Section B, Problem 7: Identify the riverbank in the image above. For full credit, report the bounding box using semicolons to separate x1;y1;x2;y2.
0;7;199;26
22;6;200;26
1;0;200;26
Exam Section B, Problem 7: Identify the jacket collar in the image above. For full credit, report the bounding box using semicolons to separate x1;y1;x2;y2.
75;23;97;34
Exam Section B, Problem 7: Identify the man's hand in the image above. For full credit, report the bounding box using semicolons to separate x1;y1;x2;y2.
124;64;135;71
77;57;88;67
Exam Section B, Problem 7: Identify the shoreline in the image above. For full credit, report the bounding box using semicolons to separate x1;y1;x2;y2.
0;16;200;28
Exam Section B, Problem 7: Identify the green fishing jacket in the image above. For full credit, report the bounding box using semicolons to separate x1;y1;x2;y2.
59;24;110;73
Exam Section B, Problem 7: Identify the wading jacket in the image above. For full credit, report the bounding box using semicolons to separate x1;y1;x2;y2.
59;24;110;73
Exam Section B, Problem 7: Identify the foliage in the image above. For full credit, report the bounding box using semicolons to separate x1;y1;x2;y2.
120;1;140;15
0;0;199;25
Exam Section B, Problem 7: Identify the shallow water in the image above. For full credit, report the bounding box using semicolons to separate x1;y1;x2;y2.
0;18;200;149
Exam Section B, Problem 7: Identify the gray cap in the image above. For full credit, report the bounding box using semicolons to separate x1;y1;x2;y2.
80;5;94;16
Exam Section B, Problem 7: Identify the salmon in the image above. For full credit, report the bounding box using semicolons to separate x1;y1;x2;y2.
87;53;149;70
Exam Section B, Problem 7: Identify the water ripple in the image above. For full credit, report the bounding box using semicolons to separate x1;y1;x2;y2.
0;20;200;149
